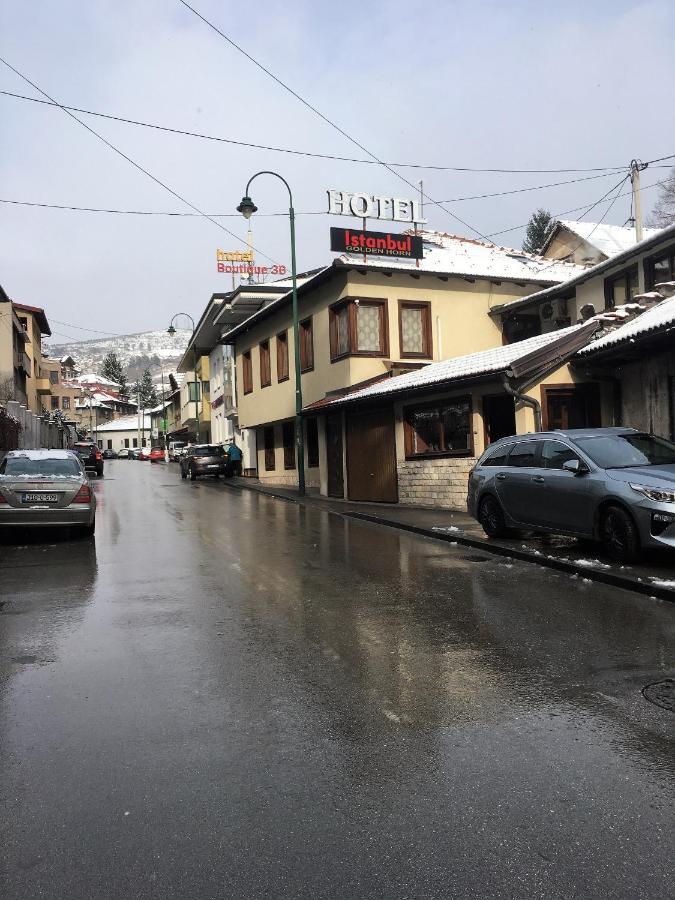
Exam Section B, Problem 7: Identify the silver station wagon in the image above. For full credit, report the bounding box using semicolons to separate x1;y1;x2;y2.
0;449;96;537
467;428;675;562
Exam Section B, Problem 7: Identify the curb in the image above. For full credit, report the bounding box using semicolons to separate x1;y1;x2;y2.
223;479;675;604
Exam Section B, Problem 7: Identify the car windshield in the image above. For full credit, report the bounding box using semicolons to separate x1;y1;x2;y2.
74;444;94;453
192;446;223;457
0;456;83;478
574;433;675;468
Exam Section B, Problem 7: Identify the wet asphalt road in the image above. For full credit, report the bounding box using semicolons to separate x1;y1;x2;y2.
0;461;673;899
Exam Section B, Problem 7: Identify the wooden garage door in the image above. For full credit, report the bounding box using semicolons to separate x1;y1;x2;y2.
346;408;398;503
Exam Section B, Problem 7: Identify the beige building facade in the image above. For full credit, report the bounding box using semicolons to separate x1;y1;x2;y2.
228;245;584;489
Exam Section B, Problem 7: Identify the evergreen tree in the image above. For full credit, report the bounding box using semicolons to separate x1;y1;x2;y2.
522;208;555;254
133;368;158;408
648;169;675;227
101;351;128;396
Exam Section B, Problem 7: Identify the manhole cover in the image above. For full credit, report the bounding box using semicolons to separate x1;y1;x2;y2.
460;555;491;562
642;679;675;711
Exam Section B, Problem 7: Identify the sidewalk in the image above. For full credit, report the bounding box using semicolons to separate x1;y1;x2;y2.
225;477;675;602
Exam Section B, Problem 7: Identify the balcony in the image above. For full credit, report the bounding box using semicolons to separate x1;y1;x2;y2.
36;377;52;394
13;349;31;374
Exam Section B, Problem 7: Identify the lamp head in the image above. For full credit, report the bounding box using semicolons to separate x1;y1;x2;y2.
167;324;176;336
237;195;258;220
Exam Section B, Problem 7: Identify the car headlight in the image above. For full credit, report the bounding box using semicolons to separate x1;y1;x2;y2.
630;483;675;503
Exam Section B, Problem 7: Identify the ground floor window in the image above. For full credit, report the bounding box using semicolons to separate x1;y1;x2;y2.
264;426;275;471
107;439;112;450
306;418;319;468
124;438;130;448
283;421;295;469
133;438;138;448
404;397;472;458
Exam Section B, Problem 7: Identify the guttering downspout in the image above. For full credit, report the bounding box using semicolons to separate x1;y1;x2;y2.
501;373;542;432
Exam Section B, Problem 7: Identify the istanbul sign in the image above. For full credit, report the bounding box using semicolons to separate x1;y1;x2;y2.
327;190;427;224
330;228;423;259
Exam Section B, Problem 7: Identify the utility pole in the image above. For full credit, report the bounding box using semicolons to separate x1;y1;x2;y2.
630;159;647;243
137;390;141;452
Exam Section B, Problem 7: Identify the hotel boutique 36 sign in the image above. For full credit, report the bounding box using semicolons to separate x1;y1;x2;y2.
330;227;423;259
327;190;427;223
216;248;287;276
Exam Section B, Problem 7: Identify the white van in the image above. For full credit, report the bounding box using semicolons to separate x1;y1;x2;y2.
168;441;187;461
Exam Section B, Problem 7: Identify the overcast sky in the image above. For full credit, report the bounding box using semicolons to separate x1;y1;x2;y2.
2;0;674;339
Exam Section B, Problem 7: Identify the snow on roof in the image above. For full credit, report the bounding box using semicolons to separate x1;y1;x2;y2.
579;296;675;355
75;373;121;388
310;324;589;408
337;230;587;283
96;413;152;432
492;221;675;317
553;220;661;258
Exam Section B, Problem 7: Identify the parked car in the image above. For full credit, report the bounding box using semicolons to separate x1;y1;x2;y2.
102;449;117;459
168;441;186;461
117;448;131;459
72;441;104;477
138;447;152;461
180;444;227;480
0;449;96;537
149;446;166;463
130;448;142;460
467;427;675;562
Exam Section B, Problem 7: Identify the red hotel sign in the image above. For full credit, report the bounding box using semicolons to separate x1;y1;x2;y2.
330;227;423;259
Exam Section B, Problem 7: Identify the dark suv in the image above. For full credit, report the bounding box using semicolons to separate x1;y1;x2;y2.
467;428;675;562
72;441;104;477
180;444;226;481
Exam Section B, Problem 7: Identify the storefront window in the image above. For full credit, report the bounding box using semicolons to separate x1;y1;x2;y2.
404;397;472;457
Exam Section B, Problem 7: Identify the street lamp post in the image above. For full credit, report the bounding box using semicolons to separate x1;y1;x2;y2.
237;172;305;496
167;313;199;444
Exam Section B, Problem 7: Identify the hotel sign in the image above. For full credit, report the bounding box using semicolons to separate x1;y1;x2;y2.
216;248;287;276
330;227;423;259
327;190;427;224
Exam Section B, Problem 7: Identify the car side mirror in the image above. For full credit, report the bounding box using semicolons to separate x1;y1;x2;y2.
562;459;588;475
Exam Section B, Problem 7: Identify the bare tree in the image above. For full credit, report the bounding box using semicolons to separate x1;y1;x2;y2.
648;169;675;228
0;375;16;404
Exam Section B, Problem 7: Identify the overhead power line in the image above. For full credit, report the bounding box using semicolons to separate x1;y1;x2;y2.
176;0;495;242
176;0;675;244
487;175;673;238
0;88;631;175
0;198;325;216
435;169;626;203
0;59;279;264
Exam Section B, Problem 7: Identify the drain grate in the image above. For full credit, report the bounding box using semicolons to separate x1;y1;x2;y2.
642;679;675;711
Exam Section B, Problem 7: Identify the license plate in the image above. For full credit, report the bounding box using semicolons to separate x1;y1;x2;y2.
22;493;59;503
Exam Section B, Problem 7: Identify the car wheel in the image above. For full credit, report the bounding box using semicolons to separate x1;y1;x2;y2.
600;505;640;563
478;494;509;538
190;468;197;481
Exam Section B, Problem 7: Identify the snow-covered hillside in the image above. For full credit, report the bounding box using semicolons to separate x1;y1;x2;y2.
46;329;192;382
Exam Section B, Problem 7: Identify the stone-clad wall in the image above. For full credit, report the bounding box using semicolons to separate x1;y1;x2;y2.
397;456;476;510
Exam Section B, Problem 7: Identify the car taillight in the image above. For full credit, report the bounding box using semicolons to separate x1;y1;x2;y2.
72;484;92;504
95;450;102;459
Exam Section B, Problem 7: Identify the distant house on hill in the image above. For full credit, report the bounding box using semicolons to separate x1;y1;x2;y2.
541;220;661;266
